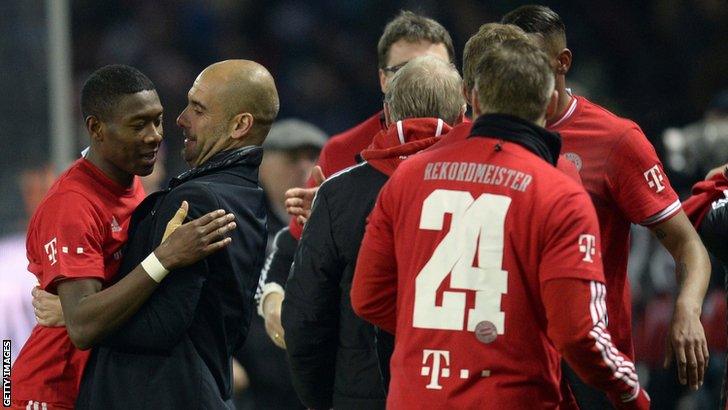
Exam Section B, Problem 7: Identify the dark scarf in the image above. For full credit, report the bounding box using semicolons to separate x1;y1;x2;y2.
468;114;561;165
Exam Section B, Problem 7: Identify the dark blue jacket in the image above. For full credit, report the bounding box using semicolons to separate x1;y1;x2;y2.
77;146;268;409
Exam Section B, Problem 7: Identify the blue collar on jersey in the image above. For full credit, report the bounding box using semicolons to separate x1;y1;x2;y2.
468;114;561;166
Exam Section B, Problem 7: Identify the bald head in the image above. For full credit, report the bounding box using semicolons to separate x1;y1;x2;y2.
199;60;280;143
178;60;280;167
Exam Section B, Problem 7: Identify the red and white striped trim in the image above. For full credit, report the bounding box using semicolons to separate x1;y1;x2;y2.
588;281;641;401
549;96;578;128
640;199;681;226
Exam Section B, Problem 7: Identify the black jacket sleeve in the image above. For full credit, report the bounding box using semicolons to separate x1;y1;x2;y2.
281;188;343;410
255;226;298;306
100;184;218;351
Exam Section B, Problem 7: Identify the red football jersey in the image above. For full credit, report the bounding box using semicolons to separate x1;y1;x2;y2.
354;134;627;408
288;111;385;239
550;95;680;357
12;158;144;407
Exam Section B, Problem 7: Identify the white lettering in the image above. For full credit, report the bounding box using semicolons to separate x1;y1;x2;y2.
44;238;58;266
421;349;451;390
578;234;597;263
643;165;665;193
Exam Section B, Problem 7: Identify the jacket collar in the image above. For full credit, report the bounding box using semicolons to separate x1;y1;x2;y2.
169;146;263;188
468;114;561;165
360;118;451;176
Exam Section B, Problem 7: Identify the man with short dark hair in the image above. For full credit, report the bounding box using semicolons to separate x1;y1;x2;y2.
77;60;279;409
283;55;464;410
352;38;650;410
503;4;711;403
11;65;235;410
257;10;456;349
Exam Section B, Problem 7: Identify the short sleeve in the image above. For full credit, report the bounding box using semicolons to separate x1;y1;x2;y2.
606;126;680;226
34;192;106;290
539;189;605;284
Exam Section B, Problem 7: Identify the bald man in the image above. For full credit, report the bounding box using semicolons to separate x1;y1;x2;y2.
76;60;280;409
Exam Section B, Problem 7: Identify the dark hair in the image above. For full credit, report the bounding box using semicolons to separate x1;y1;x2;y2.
501;5;566;55
80;64;156;120
377;10;455;69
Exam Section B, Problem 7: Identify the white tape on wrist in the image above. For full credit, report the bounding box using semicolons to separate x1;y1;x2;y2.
141;252;169;283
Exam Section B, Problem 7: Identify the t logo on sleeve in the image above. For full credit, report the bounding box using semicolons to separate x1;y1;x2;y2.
578;234;596;263
421;349;450;390
44;237;58;265
643;165;665;193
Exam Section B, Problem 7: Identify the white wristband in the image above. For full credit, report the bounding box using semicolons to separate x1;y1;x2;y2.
141;252;169;283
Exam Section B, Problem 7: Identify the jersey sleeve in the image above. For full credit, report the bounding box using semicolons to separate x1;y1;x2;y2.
350;177;398;334
34;191;106;290
539;188;605;284
543;279;650;409
606;126;681;226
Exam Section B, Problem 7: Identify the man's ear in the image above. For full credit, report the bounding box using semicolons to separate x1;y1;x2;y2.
231;112;254;140
546;89;559;118
383;101;392;128
378;69;388;94
462;84;472;107
556;48;572;75
471;88;482;118
86;116;103;142
454;105;466;125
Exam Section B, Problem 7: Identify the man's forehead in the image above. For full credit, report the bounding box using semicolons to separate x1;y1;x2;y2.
387;40;449;66
114;90;162;119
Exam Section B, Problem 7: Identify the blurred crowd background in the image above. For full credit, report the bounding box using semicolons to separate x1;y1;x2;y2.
1;0;727;408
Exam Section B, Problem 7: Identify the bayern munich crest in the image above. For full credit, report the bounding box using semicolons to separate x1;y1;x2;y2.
564;152;582;171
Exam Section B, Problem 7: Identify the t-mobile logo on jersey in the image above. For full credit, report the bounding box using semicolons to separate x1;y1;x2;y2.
421;349;450;390
643;165;665;193
578;234;596;263
44;237;58;266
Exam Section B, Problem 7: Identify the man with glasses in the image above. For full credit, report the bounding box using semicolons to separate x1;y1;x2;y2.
256;10;456;351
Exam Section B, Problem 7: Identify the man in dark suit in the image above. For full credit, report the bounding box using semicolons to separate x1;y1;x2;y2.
77;59;280;409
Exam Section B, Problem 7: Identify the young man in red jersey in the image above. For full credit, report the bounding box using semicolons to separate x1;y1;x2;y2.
11;65;235;410
352;38;650;410
503;4;711;404
257;10;456;349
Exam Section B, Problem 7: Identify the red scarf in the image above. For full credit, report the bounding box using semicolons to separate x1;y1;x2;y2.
682;170;728;228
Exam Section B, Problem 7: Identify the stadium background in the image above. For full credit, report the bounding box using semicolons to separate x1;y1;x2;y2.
1;0;727;408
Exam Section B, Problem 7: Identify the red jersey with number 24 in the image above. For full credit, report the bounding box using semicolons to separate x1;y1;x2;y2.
353;130;645;409
11;158;144;407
